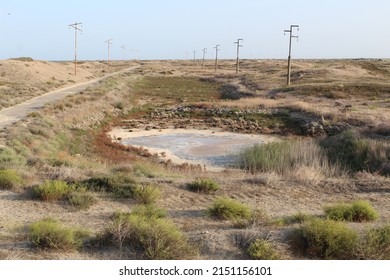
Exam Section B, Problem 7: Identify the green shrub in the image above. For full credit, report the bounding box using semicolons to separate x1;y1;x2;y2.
105;207;195;259
208;197;251;222
33;180;74;202
246;239;280;260
0;169;23;190
187;179;219;194
128;205;167;219
132;185;161;204
67;190;97;210
324;200;379;222
83;174;137;198
294;218;358;259
128;216;194;259
357;225;390;259
27;218;89;251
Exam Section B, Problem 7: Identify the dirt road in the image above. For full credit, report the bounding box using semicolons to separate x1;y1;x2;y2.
0;65;140;129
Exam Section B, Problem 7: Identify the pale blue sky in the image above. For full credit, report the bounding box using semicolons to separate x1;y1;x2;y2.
0;0;389;60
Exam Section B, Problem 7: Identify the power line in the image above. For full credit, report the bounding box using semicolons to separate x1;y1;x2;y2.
202;48;207;69
68;22;82;76
234;38;243;75
284;24;299;86
214;44;220;72
104;39;113;67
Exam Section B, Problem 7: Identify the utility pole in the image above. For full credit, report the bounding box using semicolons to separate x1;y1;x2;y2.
284;25;299;86
104;39;113;67
193;50;196;64
234;38;243;75
214;45;220;72
201;48;207;69
120;45;126;63
68;22;82;76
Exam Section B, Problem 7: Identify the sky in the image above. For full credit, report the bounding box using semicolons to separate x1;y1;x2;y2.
0;0;389;61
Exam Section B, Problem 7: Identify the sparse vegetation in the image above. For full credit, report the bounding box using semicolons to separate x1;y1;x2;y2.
324;200;379;222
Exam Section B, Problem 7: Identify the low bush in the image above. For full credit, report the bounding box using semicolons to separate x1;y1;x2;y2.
83;174;137;198
0;169;23;190
324;200;379;222
246;239;280;260
208;197;251;222
132;185;161;204
104;207;196;259
292;218;358;259
27;218;89;251
33;180;74;202
0;146;26;166
235;209;271;228
67;190;97;210
129;205;167;219
357;225;390;260
278;212;314;225
187;179;219;194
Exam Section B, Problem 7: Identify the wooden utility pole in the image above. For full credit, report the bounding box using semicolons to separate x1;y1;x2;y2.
202;48;207;69
234;39;243;75
120;45;126;62
69;22;82;76
214;45;220;72
284;25;299;86
105;39;113;67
